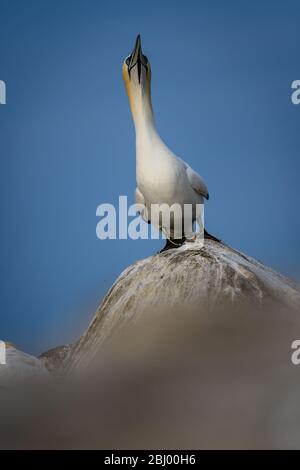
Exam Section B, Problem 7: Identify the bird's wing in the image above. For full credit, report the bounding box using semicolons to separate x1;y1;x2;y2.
178;158;209;200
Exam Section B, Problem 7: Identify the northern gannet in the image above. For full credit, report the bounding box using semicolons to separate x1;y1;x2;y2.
123;35;219;251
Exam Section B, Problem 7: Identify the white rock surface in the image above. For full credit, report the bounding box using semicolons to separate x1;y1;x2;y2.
68;239;300;369
0;344;48;389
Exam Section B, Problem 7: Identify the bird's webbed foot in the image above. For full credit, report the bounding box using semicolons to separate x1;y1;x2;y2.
158;237;186;253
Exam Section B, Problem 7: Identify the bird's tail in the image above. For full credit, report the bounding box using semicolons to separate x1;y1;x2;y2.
204;229;221;242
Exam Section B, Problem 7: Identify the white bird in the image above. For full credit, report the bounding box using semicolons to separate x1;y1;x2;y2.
122;35;219;251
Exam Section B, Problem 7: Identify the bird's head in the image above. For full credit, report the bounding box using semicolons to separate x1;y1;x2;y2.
122;35;152;106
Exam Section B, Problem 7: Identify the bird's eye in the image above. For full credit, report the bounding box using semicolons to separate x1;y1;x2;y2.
126;56;131;66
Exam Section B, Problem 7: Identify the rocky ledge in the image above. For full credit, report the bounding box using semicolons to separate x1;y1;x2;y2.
67;240;300;369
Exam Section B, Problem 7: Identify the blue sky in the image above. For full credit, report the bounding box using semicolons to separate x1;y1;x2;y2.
0;0;299;354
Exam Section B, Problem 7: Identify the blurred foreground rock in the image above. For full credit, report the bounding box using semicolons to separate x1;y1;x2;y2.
1;240;300;449
39;344;73;373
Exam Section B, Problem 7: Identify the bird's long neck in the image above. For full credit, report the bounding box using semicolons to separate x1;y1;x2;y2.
128;87;157;139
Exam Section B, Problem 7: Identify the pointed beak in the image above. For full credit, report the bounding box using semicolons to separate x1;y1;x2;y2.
129;35;142;69
128;34;144;83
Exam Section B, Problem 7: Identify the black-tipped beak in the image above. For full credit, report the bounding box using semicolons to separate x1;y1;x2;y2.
129;35;142;68
127;34;147;83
